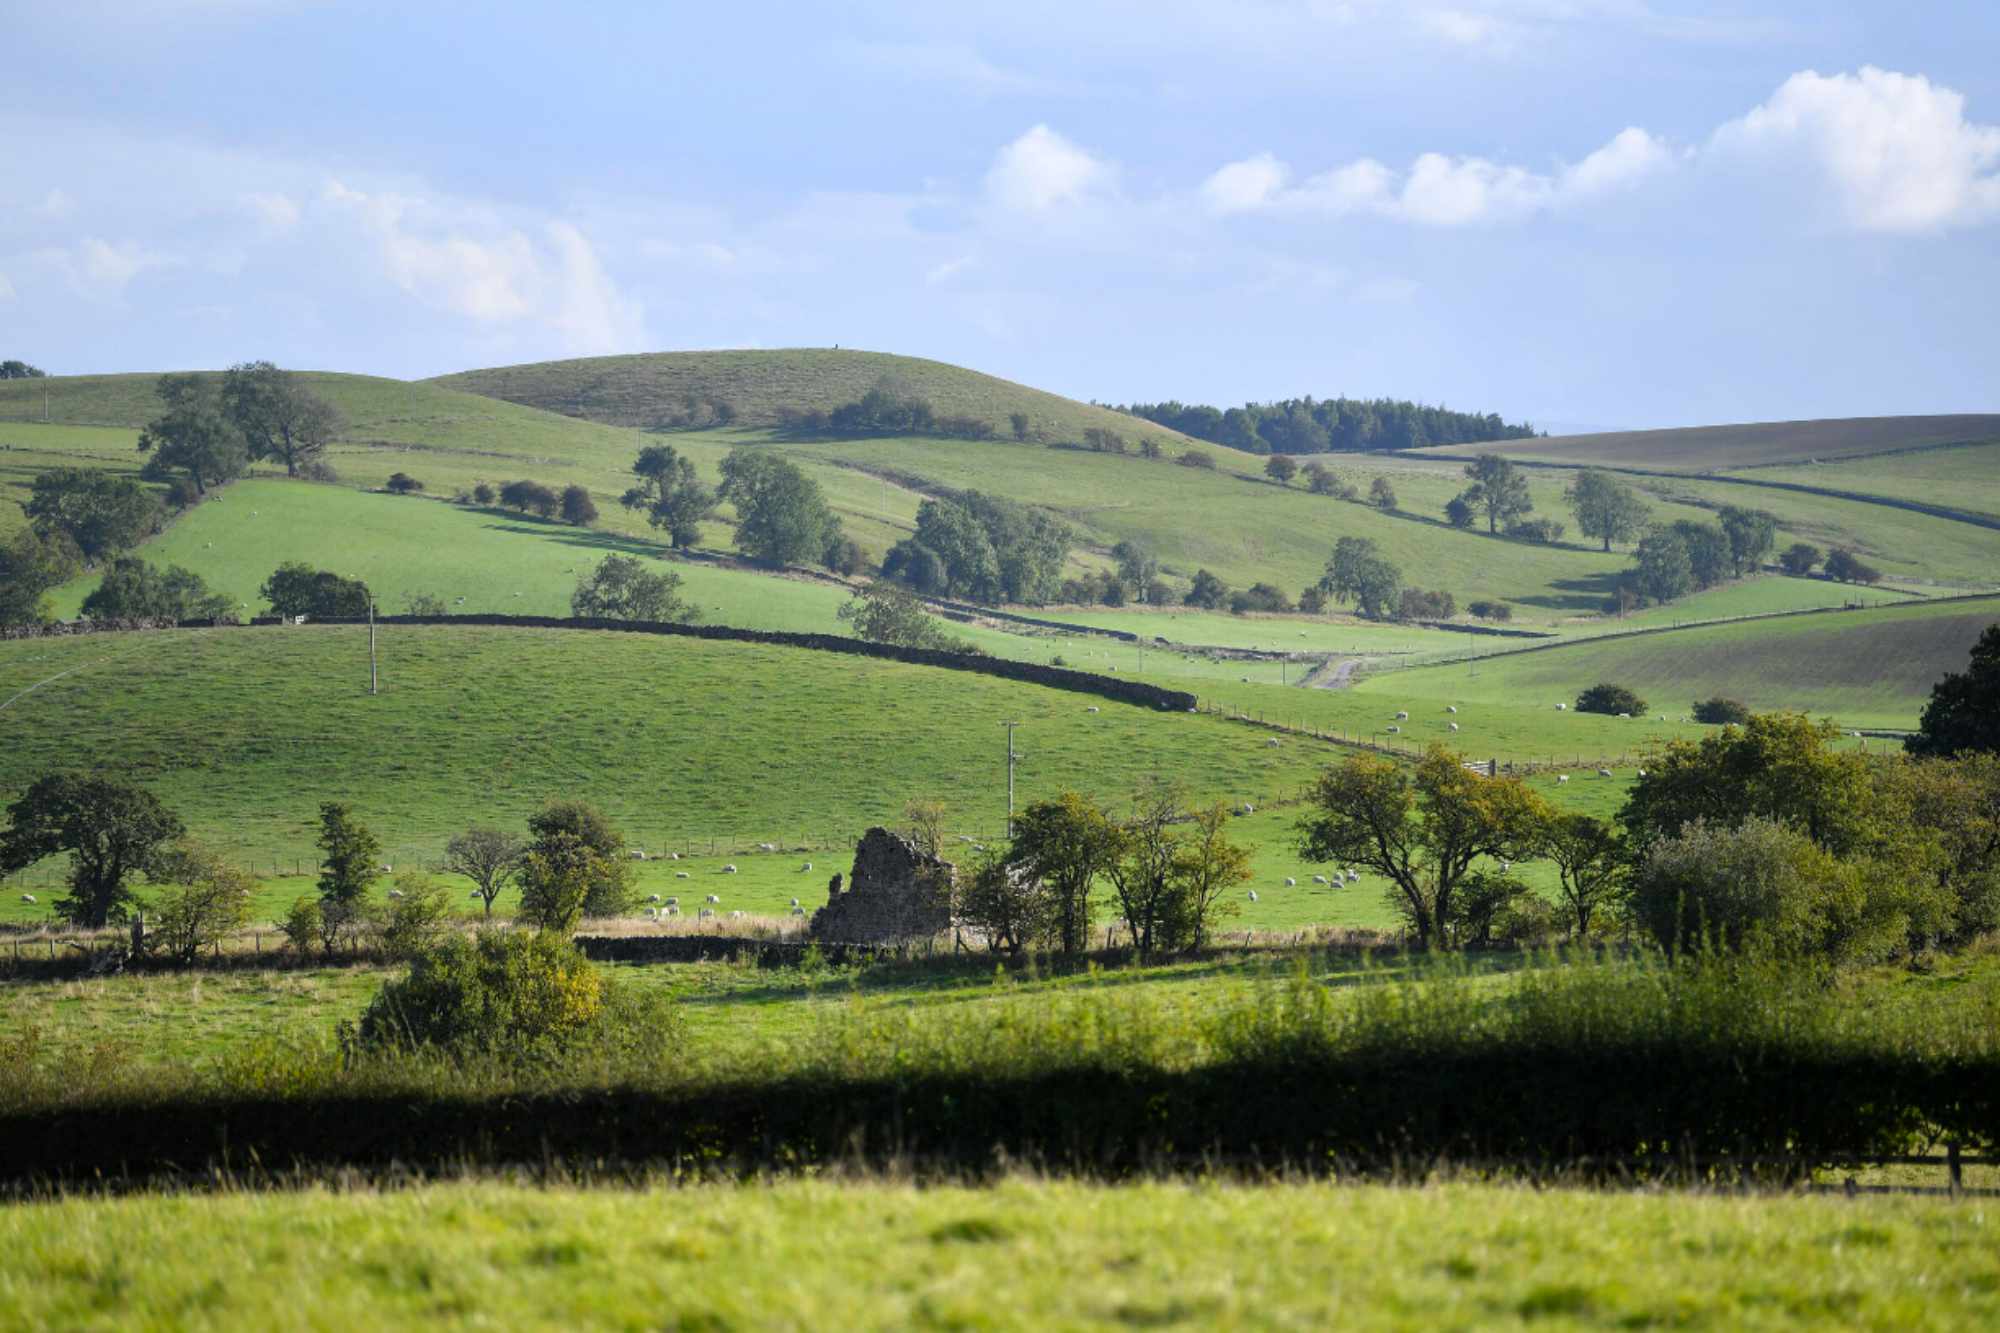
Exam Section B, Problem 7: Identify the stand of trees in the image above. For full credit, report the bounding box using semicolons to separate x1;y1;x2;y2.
1120;395;1539;455
621;444;715;549
779;376;996;441
884;492;1072;605
1;360;47;378
717;448;847;568
82;559;234;621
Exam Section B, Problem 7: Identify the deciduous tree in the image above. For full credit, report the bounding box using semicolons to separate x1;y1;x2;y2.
569;554;695;621
1908;623;2000;758
1459;454;1533;534
1564;469;1650;552
0;774;185;927
443;827;527;918
1008;792;1117;956
24;468;160;562
621;444;715;548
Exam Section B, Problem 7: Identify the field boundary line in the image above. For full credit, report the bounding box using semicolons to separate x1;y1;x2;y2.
0;638;158;716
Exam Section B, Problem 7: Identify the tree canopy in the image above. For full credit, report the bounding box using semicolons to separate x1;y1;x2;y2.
1120;395;1538;454
1564;469;1650;552
1908;623;2000;758
1457;455;1533;535
24;468;161;563
82;558;234;622
569;554;695;622
718;448;842;567
261;562;371;618
220;361;344;476
885;491;1071;605
0;773;185;927
137;374;249;496
0;528;80;627
620;444;715;549
837;579;959;649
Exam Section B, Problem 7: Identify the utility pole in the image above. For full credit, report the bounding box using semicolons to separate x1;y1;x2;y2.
368;600;378;696
1004;721;1021;839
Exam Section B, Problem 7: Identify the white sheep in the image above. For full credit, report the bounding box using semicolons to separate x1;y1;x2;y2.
669;852;681;860
1387;725;1401;734
800;862;812;872
1247;889;1259;902
730;910;745;920
665;897;679;907
1395;711;1409;720
386;889;404;900
706;893;721;904
1446;705;1458;714
630;850;648;861
1557;774;1569;784
647;893;662;904
789;897;801;908
1086;706;1100;714
1346;871;1360;883
675;871;691;879
1556;702;1566;711
469;889;482;899
20;894;35;904
377;863;393;873
1448;722;1460;732
723;864;738;874
1284;877;1297;887
1266;738;1281;748
1598;767;1613;778
757;842;777;853
644;907;658;919
1637;769;1648;778
1313;875;1329;885
792;905;806;916
665;905;681;916
1617;712;1631;720
699;907;714;920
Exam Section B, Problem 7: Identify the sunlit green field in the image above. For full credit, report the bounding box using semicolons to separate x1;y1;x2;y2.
1;1178;1987;1331
1751;442;2000;521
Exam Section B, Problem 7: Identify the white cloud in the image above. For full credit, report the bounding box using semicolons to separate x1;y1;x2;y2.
1419;9;1507;48
1201;152;1289;214
925;254;976;285
986;125;1112;214
1711;67;2000;232
77;237;175;286
1206;125;1673;225
38;188;74;219
322;179;643;352
244;191;300;230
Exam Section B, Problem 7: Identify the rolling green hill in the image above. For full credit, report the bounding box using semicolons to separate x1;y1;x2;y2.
430;347;1182;444
1412;414;2000;472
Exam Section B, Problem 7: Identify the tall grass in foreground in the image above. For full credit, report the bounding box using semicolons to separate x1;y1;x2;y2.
3;951;1998;1183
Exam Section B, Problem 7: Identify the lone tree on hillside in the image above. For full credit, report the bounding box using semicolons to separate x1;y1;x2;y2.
261;562;371;618
1369;476;1398;510
0;774;185;927
1264;454;1298;486
500;479;558;517
1576;683;1647;716
1907;623;2000;758
386;472;423;494
1779;542;1822;576
1564;469;1650;552
621;444;715;549
0;528;81;627
220;361;345;477
442;827;527;918
1719;506;1779;576
1296;747;1549;949
717;447;843;567
137;374;249;496
1824;548;1882;585
1;360;47;378
24;468;161;563
837;579;958;649
559;484;599;527
1457;454;1533;534
570;554;695;622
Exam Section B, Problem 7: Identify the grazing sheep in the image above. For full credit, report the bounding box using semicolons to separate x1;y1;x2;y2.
669;852;681;860
1448;722;1460;732
1284;877;1297;887
757;842;777;853
665;897;679;908
666;905;681;916
800;862;812;872
973;844;987;852
387;889;404;900
1247;889;1259;902
377;863;393;873
675;871;691;879
1556;702;1566;711
1387;725;1401;734
644;907;658;919
730;910;745;920
1446;705;1458;714
469;889;482;899
647;894;662;904
20;894;35;905
1313;875;1329;885
630;850;648;861
1266;738;1281;748
698;907;714;920
789;898;800;908
1598;767;1613;778
1500;860;1512;873
706;893;721;904
1236;803;1255;816
1637;769;1648;778
791;905;806;916
723;864;738;874
1395;711;1409;721
1617;712;1631;720
1086;706;1100;714
1346;871;1360;883
1557;774;1569;784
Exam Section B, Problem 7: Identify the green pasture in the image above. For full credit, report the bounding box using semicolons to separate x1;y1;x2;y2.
0;623;1334;878
1412;413;2000;471
1750;442;2000;522
429;346;1193;444
1565;574;1915;631
1360;595;2000;732
1;1177;1987;1330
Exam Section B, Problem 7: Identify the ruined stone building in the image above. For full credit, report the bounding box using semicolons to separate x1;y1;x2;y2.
809;827;955;944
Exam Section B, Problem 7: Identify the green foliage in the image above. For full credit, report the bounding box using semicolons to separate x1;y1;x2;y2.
1671;519;1732;590
886;493;1070;605
1125;394;1535;452
1629;526;1694;604
1719;506;1778;575
568;554;694;621
443;827;527;918
1779;542;1822;576
558;485;598;527
0;360;46;378
81;558;234;621
836;579;959;649
351;930;612;1061
316;802;382;907
221;361;344;476
1575;683;1647;717
1111;541;1158;602
1825;547;1883;584
1009;792;1119;955
1503;516;1565;545
147;840;255;965
385;472;423;494
1397;589;1455;622
1182;569;1228;609
1909;623;2000;758
1264;455;1297;486
524;800;635;922
1467;599;1512;622
0;527;81;626
136;373;249;495
24;467;161;561
279;895;323;956
718;447;842;567
1443;494;1475;528
1320;536;1402;621
620;444;714;549
500;479;558;517
1563;469;1650;552
1458;455;1533;534
1229;582;1293;614
261;562;371;618
1536;813;1624;937
1368;476;1398;510
1296;747;1550;948
1692;697;1753;725
958;849;1054;955
0;773;185;927
1176;448;1215;470
378;873;454;960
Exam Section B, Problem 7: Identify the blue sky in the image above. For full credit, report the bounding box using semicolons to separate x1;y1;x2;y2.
4;2;1998;431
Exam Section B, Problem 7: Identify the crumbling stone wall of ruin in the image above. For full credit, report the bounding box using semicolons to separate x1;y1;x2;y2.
809;827;955;943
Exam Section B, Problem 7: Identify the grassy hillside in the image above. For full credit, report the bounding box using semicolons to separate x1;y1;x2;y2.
431;347;1183;444
1412;414;2000;471
5;1180;1985;1331
1751;441;2000;522
1356;596;2000;731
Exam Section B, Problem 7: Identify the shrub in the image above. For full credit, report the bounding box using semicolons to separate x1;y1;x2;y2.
164;477;202;510
1137;437;1162;459
1177;449;1215;470
1576;683;1647;716
471;482;496;506
1264;455;1297;486
1692;697;1753;725
1445;496;1476;528
1009;412;1031;441
404;592;449;616
1397;588;1456;621
1467;599;1513;622
1369;476;1397;510
1298;585;1328;614
377;873;454;961
1229;582;1293;614
351;930;606;1061
1448;870;1533;948
1629;816;1904;962
1779;542;1821;576
280;896;323;956
1825;547;1882;584
824;535;865;577
386;472;423;494
500;479;558;517
149;841;254;965
1505;516;1566;544
299;460;340;484
559;485;599;527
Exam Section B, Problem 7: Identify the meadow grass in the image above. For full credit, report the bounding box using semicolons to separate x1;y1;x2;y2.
1412;413;2000;471
1;1177;1990;1330
1359;594;2000;731
1751;441;2000;521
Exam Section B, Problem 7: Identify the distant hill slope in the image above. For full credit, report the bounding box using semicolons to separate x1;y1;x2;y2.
1410;415;2000;473
430;348;1187;444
